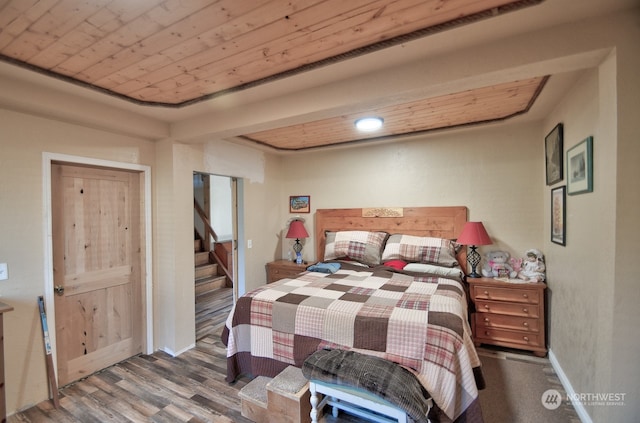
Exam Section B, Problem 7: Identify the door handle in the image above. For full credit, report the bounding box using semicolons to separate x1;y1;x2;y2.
54;285;65;296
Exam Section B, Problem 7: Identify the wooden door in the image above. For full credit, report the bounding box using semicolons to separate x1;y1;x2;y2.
51;163;144;386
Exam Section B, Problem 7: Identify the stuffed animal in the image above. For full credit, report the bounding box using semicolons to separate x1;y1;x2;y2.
517;249;546;282
510;257;523;273
481;250;517;278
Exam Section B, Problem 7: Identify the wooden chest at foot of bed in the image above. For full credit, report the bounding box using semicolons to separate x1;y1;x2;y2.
239;366;315;423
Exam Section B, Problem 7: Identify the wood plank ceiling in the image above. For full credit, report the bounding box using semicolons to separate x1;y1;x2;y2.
0;0;546;150
244;76;548;150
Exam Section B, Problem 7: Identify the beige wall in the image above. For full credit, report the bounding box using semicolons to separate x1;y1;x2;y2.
611;14;640;423
279;123;545;263
0;108;155;413
541;11;639;422
543;64;617;419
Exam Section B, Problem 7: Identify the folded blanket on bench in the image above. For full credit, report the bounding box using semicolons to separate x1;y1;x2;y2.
302;349;432;423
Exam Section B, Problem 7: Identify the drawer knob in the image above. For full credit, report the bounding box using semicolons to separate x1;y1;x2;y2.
523;293;528;298
483;290;489;295
523;308;528;313
523;336;530;341
484;305;490;310
485;331;490;336
523;322;529;327
484;317;490;322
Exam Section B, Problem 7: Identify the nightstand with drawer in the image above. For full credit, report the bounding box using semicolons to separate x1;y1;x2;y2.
266;260;309;283
467;277;547;357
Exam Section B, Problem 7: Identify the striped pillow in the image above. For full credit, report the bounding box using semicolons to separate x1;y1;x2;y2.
381;234;459;267
324;231;388;266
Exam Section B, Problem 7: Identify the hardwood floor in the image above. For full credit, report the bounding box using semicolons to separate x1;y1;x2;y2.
195;287;234;342
10;288;252;423
11;288;362;423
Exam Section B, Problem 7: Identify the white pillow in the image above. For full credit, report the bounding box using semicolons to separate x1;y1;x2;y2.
403;263;464;281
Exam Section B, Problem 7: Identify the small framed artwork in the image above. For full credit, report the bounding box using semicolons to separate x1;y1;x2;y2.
567;136;593;195
551;185;566;246
545;123;563;185
289;195;310;213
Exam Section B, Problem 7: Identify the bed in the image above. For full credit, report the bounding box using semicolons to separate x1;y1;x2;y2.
222;206;485;422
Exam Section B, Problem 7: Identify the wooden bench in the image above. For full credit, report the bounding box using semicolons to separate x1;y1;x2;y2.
303;349;434;423
309;380;416;423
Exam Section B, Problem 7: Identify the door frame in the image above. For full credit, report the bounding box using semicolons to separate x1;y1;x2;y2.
42;153;154;378
193;172;240;297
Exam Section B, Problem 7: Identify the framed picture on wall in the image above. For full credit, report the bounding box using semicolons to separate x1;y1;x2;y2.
551;185;566;246
545;123;563;185
567;136;593;195
289;195;310;213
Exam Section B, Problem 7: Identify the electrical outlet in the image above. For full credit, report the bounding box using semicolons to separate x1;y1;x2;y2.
247;239;253;249
0;263;7;281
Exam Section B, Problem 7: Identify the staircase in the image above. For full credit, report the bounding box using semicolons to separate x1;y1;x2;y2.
194;238;227;302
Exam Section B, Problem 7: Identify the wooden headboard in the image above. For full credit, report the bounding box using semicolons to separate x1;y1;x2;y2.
315;206;468;272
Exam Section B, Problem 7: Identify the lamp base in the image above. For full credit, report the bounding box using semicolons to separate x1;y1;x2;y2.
466;245;482;280
293;239;303;264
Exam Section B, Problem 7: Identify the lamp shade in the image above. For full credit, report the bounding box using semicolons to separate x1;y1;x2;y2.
286;220;309;239
457;222;492;246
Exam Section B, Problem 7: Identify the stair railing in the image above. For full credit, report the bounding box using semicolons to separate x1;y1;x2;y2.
194;198;218;248
194;198;233;285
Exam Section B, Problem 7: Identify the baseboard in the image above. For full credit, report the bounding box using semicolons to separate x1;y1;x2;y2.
160;342;195;357
548;349;592;423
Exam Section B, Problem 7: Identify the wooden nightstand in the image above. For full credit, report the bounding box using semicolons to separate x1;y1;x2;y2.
467;277;547;357
266;260;309;283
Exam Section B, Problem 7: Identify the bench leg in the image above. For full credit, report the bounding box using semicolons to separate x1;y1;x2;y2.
331;398;339;417
310;382;320;423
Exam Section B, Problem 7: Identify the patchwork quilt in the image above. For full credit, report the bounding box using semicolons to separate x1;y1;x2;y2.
222;262;483;421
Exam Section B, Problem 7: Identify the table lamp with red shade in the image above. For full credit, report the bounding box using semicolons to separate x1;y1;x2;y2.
457;221;493;278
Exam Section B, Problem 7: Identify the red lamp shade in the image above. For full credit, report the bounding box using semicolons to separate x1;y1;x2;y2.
457;221;492;278
286;220;309;239
457;222;492;246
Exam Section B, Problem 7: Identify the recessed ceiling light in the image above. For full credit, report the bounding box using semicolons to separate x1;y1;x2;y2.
354;117;384;132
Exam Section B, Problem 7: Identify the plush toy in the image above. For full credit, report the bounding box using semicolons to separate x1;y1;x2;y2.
517;249;546;282
510;257;523;273
481;251;517;278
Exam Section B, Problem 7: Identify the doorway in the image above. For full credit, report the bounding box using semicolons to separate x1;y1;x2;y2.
193;173;238;340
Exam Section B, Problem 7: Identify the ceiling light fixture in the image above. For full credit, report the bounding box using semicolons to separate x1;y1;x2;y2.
354;117;384;132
